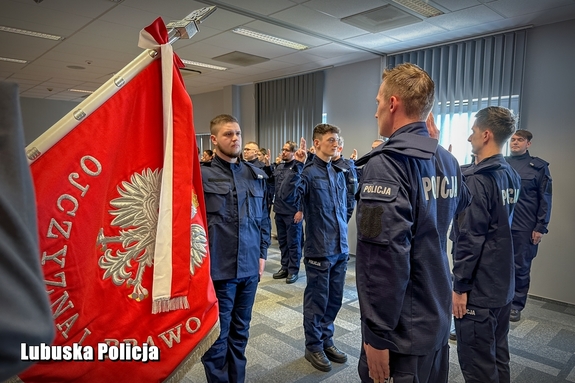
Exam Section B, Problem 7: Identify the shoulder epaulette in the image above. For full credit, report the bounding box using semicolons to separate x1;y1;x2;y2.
244;161;268;180
530;156;549;169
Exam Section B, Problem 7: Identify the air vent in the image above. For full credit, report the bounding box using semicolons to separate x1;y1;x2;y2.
212;51;269;67
341;4;422;33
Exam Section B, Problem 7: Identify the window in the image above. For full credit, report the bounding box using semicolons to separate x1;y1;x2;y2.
388;30;526;165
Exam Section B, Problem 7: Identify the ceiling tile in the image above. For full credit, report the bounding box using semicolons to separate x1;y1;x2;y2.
426;5;504;30
486;0;575;18
271;5;368;39
303;0;392;19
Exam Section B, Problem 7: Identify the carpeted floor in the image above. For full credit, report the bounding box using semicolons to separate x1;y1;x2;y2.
184;246;575;382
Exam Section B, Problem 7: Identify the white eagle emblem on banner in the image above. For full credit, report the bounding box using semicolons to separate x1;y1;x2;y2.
97;168;207;301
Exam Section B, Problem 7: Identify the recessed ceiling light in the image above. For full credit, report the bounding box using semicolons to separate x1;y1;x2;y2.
232;28;308;50
68;88;94;94
0;25;63;41
181;59;227;71
0;56;27;64
392;0;443;18
67;65;86;70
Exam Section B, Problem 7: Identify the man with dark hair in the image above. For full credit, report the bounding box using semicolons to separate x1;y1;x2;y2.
291;124;350;372
201;149;213;163
452;106;521;383
271;140;303;284
355;63;470;383
200;114;271;383
505;130;552;322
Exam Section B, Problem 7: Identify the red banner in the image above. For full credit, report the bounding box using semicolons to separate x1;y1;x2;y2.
20;52;218;382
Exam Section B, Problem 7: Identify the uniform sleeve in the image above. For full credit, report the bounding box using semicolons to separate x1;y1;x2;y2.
0;82;55;380
290;161;307;212
535;166;552;234
455;176;472;215
345;160;358;222
452;175;491;293
355;158;413;351
259;181;271;259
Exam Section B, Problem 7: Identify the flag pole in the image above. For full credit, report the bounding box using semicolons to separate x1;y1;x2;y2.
25;6;217;164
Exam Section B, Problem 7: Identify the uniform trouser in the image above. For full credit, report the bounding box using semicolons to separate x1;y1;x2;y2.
455;302;511;383
512;230;539;311
358;342;449;383
274;213;302;275
303;253;348;352
201;275;259;383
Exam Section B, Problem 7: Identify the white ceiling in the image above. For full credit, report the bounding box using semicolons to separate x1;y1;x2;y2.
2;0;575;101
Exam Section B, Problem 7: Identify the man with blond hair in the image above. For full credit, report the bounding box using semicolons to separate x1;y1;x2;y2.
355;63;469;382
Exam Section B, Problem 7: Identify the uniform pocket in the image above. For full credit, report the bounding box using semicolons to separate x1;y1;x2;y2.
457;306;491;349
247;183;265;218
203;181;231;214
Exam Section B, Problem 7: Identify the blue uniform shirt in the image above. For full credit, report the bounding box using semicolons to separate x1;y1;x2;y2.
272;159;300;215
201;155;271;281
452;154;522;308
292;155;349;258
355;122;470;355
505;151;552;234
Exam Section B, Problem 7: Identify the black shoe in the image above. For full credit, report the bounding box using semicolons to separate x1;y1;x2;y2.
324;345;347;363
305;349;332;372
449;329;456;341
510;309;521;322
286;273;298;284
273;269;288;279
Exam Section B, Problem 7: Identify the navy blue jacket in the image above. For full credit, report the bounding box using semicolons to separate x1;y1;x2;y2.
452;154;521;308
272;159;300;216
333;157;358;222
201;155;271;281
247;158;274;209
505;151;552;233
292;155;349;258
355;122;470;355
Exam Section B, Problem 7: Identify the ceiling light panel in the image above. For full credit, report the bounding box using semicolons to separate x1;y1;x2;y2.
0;56;28;64
181;59;227;71
392;0;444;18
232;28;308;50
0;26;63;41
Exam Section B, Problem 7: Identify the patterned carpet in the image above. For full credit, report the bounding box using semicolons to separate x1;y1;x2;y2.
184;246;575;383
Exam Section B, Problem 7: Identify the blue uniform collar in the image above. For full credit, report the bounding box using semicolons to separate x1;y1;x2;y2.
311;154;331;168
464;154;506;176
355;122;437;166
213;153;242;172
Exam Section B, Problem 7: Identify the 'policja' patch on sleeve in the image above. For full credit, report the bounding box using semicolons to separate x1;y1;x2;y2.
357;181;398;241
359;182;398;202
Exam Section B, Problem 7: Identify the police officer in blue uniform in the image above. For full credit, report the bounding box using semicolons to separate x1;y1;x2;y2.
290;125;350;372
355;64;470;383
271;140;303;283
242;141;274;214
200;114;271;383
452;106;522;383
505;130;552;322
332;136;358;223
